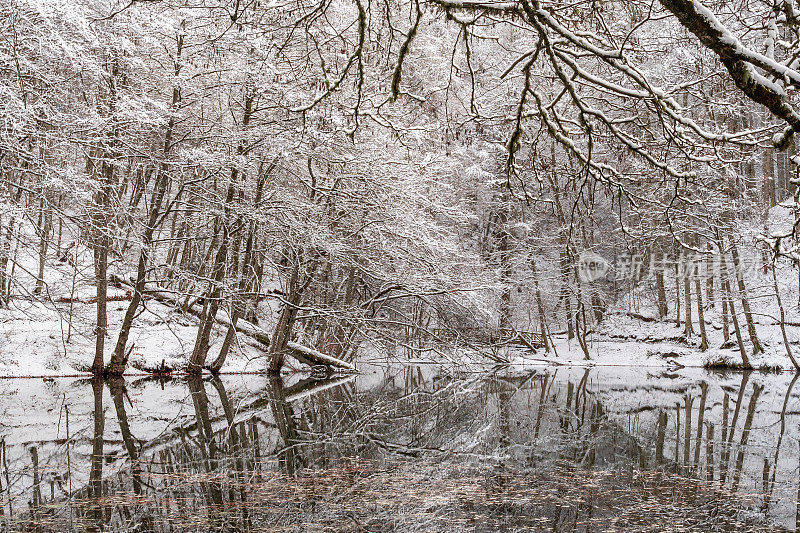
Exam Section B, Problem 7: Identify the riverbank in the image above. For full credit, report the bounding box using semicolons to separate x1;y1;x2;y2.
0;293;271;377
507;312;800;371
2;298;799;377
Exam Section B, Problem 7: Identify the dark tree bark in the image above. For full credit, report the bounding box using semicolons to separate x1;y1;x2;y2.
723;271;752;369
89;54;121;375
188;92;254;373
268;262;302;374
695;276;708;351
33;196;51;296
107;32;184;375
730;244;764;354
531;256;550;351
771;264;800;370
674;258;682;328
683;261;693;338
88;377;105;526
655;260;668;320
209;160;274;373
721;281;730;344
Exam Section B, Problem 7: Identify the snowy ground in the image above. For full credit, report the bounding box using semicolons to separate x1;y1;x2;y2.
508;313;800;371
507;298;800;372
5;213;800;375
511;230;800;372
4;281;800;376
0;223;291;377
0;237;273;376
0;296;273;377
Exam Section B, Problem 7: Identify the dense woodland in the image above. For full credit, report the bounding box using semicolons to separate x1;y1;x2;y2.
0;0;799;375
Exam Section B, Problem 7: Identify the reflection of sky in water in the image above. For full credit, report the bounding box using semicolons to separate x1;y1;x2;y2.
0;366;796;531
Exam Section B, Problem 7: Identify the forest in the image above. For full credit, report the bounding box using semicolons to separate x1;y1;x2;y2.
2;0;798;376
3;0;800;531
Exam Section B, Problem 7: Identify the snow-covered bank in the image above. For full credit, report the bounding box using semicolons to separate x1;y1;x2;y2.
508;312;800;371
0;295;271;377
3;300;800;377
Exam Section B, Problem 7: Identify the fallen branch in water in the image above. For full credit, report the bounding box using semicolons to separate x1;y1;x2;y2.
284;342;355;370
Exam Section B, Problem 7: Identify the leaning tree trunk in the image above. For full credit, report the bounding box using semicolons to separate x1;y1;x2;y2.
107;39;182;375
771;264;800;370
188;228;231;372
268;253;319;374
106;167;171;375
268;262;302;374
188;92;253;373
723;261;752;369
210;160;274;373
208;226;249;373
730;243;763;354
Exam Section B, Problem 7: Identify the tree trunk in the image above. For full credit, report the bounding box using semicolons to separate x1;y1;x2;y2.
0;215;15;306
268;262;301;374
723;268;752;369
675;260;682;328
92;239;109;375
721;280;730;344
531;256;550;352
268;252;319;374
562;255;573;340
107;43;182;375
90;53;120;376
575;276;590;359
89;145;115;375
208;226;250;373
188;92;253;372
683;251;693;337
655;263;668;319
772;264;800;370
188;227;231;372
498;208;512;333
695;276;708;351
33;197;51;296
210;160;274;372
730;244;764;354
706;242;714;307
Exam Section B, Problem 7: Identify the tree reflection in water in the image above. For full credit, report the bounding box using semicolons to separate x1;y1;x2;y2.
1;367;800;531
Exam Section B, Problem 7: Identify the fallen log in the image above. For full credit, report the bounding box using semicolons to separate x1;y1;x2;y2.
111;275;354;371
285;342;355;371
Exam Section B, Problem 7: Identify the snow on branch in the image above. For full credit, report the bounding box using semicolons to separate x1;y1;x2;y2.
660;0;800;150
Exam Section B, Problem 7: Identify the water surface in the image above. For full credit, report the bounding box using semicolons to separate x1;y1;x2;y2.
0;364;797;531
